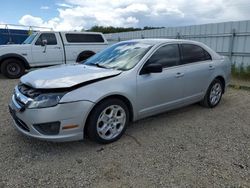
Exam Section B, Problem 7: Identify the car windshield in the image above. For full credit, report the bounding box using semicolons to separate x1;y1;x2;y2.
22;33;37;44
84;41;153;71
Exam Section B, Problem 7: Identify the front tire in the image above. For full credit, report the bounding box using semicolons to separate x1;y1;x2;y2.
86;99;129;144
201;79;223;108
1;58;25;79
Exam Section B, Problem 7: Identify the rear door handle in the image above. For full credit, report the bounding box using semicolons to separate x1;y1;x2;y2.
209;65;215;70
175;72;184;78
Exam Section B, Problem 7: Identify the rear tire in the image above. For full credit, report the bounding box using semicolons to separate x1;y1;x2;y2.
86;98;129;144
1;58;25;79
77;51;95;63
201;79;223;108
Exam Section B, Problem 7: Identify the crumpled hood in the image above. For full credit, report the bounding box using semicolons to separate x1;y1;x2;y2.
21;64;122;89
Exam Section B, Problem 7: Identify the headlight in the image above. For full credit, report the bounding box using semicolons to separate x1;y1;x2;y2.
28;93;66;109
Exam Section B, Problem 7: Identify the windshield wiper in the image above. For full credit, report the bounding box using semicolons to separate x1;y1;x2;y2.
95;63;109;69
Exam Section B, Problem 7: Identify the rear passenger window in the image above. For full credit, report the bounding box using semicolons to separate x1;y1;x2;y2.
146;44;180;68
181;44;211;64
66;34;104;43
35;33;57;45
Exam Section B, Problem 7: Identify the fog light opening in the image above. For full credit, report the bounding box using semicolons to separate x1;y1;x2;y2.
33;122;60;135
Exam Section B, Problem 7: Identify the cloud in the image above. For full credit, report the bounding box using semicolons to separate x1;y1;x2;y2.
56;3;73;8
19;15;54;30
18;0;250;31
40;6;50;10
19;15;44;26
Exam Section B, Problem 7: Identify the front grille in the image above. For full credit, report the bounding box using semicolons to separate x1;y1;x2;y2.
9;106;30;132
18;83;41;98
14;117;30;132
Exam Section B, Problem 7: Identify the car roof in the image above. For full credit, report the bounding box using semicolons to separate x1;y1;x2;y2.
123;38;222;60
126;38;201;45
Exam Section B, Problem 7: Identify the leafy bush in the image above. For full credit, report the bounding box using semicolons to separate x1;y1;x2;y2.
231;63;250;80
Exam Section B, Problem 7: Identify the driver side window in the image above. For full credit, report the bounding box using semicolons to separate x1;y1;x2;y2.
35;33;57;45
146;44;180;68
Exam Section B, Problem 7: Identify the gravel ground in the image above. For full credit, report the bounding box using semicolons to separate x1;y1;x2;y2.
231;77;250;88
0;74;250;188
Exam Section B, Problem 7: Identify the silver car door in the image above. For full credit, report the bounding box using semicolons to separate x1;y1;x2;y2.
180;44;214;101
136;44;185;118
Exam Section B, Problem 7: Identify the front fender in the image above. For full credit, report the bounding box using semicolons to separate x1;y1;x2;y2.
0;53;30;69
60;74;138;120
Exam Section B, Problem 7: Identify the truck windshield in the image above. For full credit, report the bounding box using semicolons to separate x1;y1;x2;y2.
84;41;153;71
22;33;37;44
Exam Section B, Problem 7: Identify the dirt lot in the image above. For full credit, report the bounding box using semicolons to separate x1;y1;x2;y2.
0;75;250;188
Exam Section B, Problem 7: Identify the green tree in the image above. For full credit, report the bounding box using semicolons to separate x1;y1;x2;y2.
85;26;165;34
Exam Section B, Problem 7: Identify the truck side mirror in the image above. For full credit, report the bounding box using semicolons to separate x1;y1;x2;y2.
41;39;47;46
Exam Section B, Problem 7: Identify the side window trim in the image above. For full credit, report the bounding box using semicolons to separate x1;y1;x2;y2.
202;48;212;60
139;43;181;75
35;33;42;46
35;33;58;46
147;44;180;68
65;33;105;43
179;43;212;65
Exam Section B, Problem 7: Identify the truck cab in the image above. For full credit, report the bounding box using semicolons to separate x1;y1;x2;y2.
0;31;108;78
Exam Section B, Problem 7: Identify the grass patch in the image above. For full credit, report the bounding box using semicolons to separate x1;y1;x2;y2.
231;63;250;80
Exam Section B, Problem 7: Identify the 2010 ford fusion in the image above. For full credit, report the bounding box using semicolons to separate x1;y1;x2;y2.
9;39;231;143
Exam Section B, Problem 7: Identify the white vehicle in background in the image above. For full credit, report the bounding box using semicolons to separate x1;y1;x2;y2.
0;31;108;78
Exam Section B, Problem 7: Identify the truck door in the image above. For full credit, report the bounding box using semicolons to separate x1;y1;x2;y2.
31;33;64;66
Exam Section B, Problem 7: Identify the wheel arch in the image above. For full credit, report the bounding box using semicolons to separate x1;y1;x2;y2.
214;75;226;93
84;94;134;136
76;50;95;62
0;53;30;69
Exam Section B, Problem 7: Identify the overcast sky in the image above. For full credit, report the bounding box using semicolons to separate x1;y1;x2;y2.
0;0;250;31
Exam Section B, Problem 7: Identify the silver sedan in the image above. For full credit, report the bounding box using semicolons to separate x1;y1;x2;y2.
9;39;231;143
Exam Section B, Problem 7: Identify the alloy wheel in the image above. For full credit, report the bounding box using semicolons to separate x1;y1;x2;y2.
209;82;222;106
96;105;126;140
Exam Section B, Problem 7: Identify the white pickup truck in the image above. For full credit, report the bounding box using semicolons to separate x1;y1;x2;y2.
0;31;108;78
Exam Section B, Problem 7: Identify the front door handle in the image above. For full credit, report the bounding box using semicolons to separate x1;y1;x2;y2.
175;72;184;78
209;65;215;70
54;46;61;49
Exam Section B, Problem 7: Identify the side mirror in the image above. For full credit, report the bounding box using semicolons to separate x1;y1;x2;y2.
41;39;47;46
141;63;163;74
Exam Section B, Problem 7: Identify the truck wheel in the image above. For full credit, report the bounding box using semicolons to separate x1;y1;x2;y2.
1;58;25;79
77;51;95;62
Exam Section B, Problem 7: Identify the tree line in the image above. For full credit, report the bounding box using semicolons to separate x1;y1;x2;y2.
84;26;165;34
